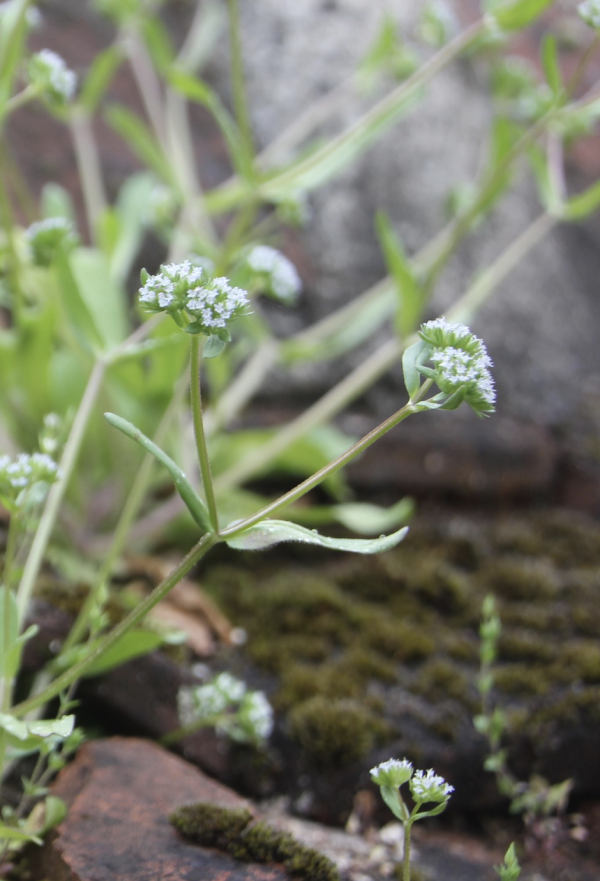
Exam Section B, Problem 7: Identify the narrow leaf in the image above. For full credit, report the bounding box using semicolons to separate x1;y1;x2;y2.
226;519;409;553
79;45;124;113
104;413;211;531
202;335;227;358
375;211;422;338
83;630;164;677
402;339;431;400
490;0;554;32
105;105;174;185
541;34;562;97
562;177;600;220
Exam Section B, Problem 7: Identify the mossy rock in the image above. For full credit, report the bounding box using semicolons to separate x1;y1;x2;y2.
288;696;387;767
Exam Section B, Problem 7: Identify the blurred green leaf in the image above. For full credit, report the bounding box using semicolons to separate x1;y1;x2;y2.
167;68;251;177
41;183;76;222
561;177;600;220
69;249;129;349
402;338;431;400
375;211;422;338
226;519;409;552
83;629;164;677
487;0;554;32
141;17;175;73
540;34;562;97
106;104;174;185
79;45;124;114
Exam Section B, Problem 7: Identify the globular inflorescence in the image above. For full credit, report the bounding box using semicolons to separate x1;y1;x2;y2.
26;217;79;267
579;0;600;29
246;245;302;304
139;261;249;338
370;757;414;788
177;672;273;747
28;49;77;106
418;317;496;415
409;768;454;804
0;452;60;504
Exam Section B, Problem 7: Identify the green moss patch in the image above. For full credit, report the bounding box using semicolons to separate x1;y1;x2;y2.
170;802;339;880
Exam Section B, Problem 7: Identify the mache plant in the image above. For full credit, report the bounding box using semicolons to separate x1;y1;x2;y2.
1;0;600;861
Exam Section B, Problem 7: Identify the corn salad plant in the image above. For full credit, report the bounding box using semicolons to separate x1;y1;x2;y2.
0;0;599;860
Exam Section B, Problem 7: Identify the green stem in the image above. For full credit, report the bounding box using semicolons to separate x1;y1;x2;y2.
219;390;429;540
190;335;219;531
3;83;40;115
403;821;412;881
16;360;105;628
12;532;219;718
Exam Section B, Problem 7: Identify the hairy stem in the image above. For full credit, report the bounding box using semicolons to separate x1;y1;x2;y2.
190;335;219;531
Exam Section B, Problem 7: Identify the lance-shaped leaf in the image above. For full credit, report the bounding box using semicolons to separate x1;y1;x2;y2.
402;338;432;400
487;0;554;32
225;519;409;553
375;211;422;339
104;413;211;532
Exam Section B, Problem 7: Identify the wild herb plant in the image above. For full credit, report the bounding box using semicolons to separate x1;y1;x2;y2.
0;0;600;862
475;595;584;854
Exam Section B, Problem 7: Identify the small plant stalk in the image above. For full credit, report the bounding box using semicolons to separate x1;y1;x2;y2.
190;335;219;531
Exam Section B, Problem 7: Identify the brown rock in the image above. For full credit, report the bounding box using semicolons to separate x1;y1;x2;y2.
31;737;289;881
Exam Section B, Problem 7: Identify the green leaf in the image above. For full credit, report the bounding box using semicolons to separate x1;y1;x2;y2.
375;211;422;338
402;338;431;400
53;252;105;355
379;784;405;821
41;183;76;222
0;713;75;751
540;34;562;97
79;45;124;113
0;587;18;678
330;497;414;535
83;629;164;677
561;177;600;220
104;412;211;531
69;249;128;349
488;0;554;32
4;624;38;681
34;795;68;837
225;519;409;553
0;825;42;846
105;104;174;185
108;172;157;284
167;68;251;177
141;17;175;73
202;335;227;358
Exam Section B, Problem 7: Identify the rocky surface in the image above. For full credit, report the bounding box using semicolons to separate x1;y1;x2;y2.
30;737;497;881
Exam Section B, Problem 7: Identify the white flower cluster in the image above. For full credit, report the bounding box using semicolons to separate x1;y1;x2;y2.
246;245;301;304
0;452;60;498
409;768;454;804
419;317;496;414
26;216;78;266
139;261;249;336
370;757;414;788
579;0;600;28
0;1;41;27
28;49;77;105
177;673;273;746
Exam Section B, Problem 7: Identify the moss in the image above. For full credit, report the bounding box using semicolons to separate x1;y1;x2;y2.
353;607;435;661
170;804;339;880
413;659;475;708
500;603;566;634
408;559;470;613
288;696;387;767
481;557;558;601
494;664;551;696
557;641;600;684
248;634;330;673
498;629;555;663
443;633;479;663
528;687;600;732
571;603;600;638
170;803;253;849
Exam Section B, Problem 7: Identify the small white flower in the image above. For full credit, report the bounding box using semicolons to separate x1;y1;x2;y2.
213;672;246;703
247;245;301;304
28;49;77;104
370;758;414;788
409;768;454;803
26;216;78;266
0;451;60;501
579;0;600;28
240;691;273;740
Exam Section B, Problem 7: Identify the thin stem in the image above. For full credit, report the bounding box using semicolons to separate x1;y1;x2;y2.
16;359;105;627
219;392;428;539
12;532;219;718
3;83;40;115
70;109;108;243
226;0;254;175
190;335;219;531
403;821;412;881
124;25;168;150
160;715;217;746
